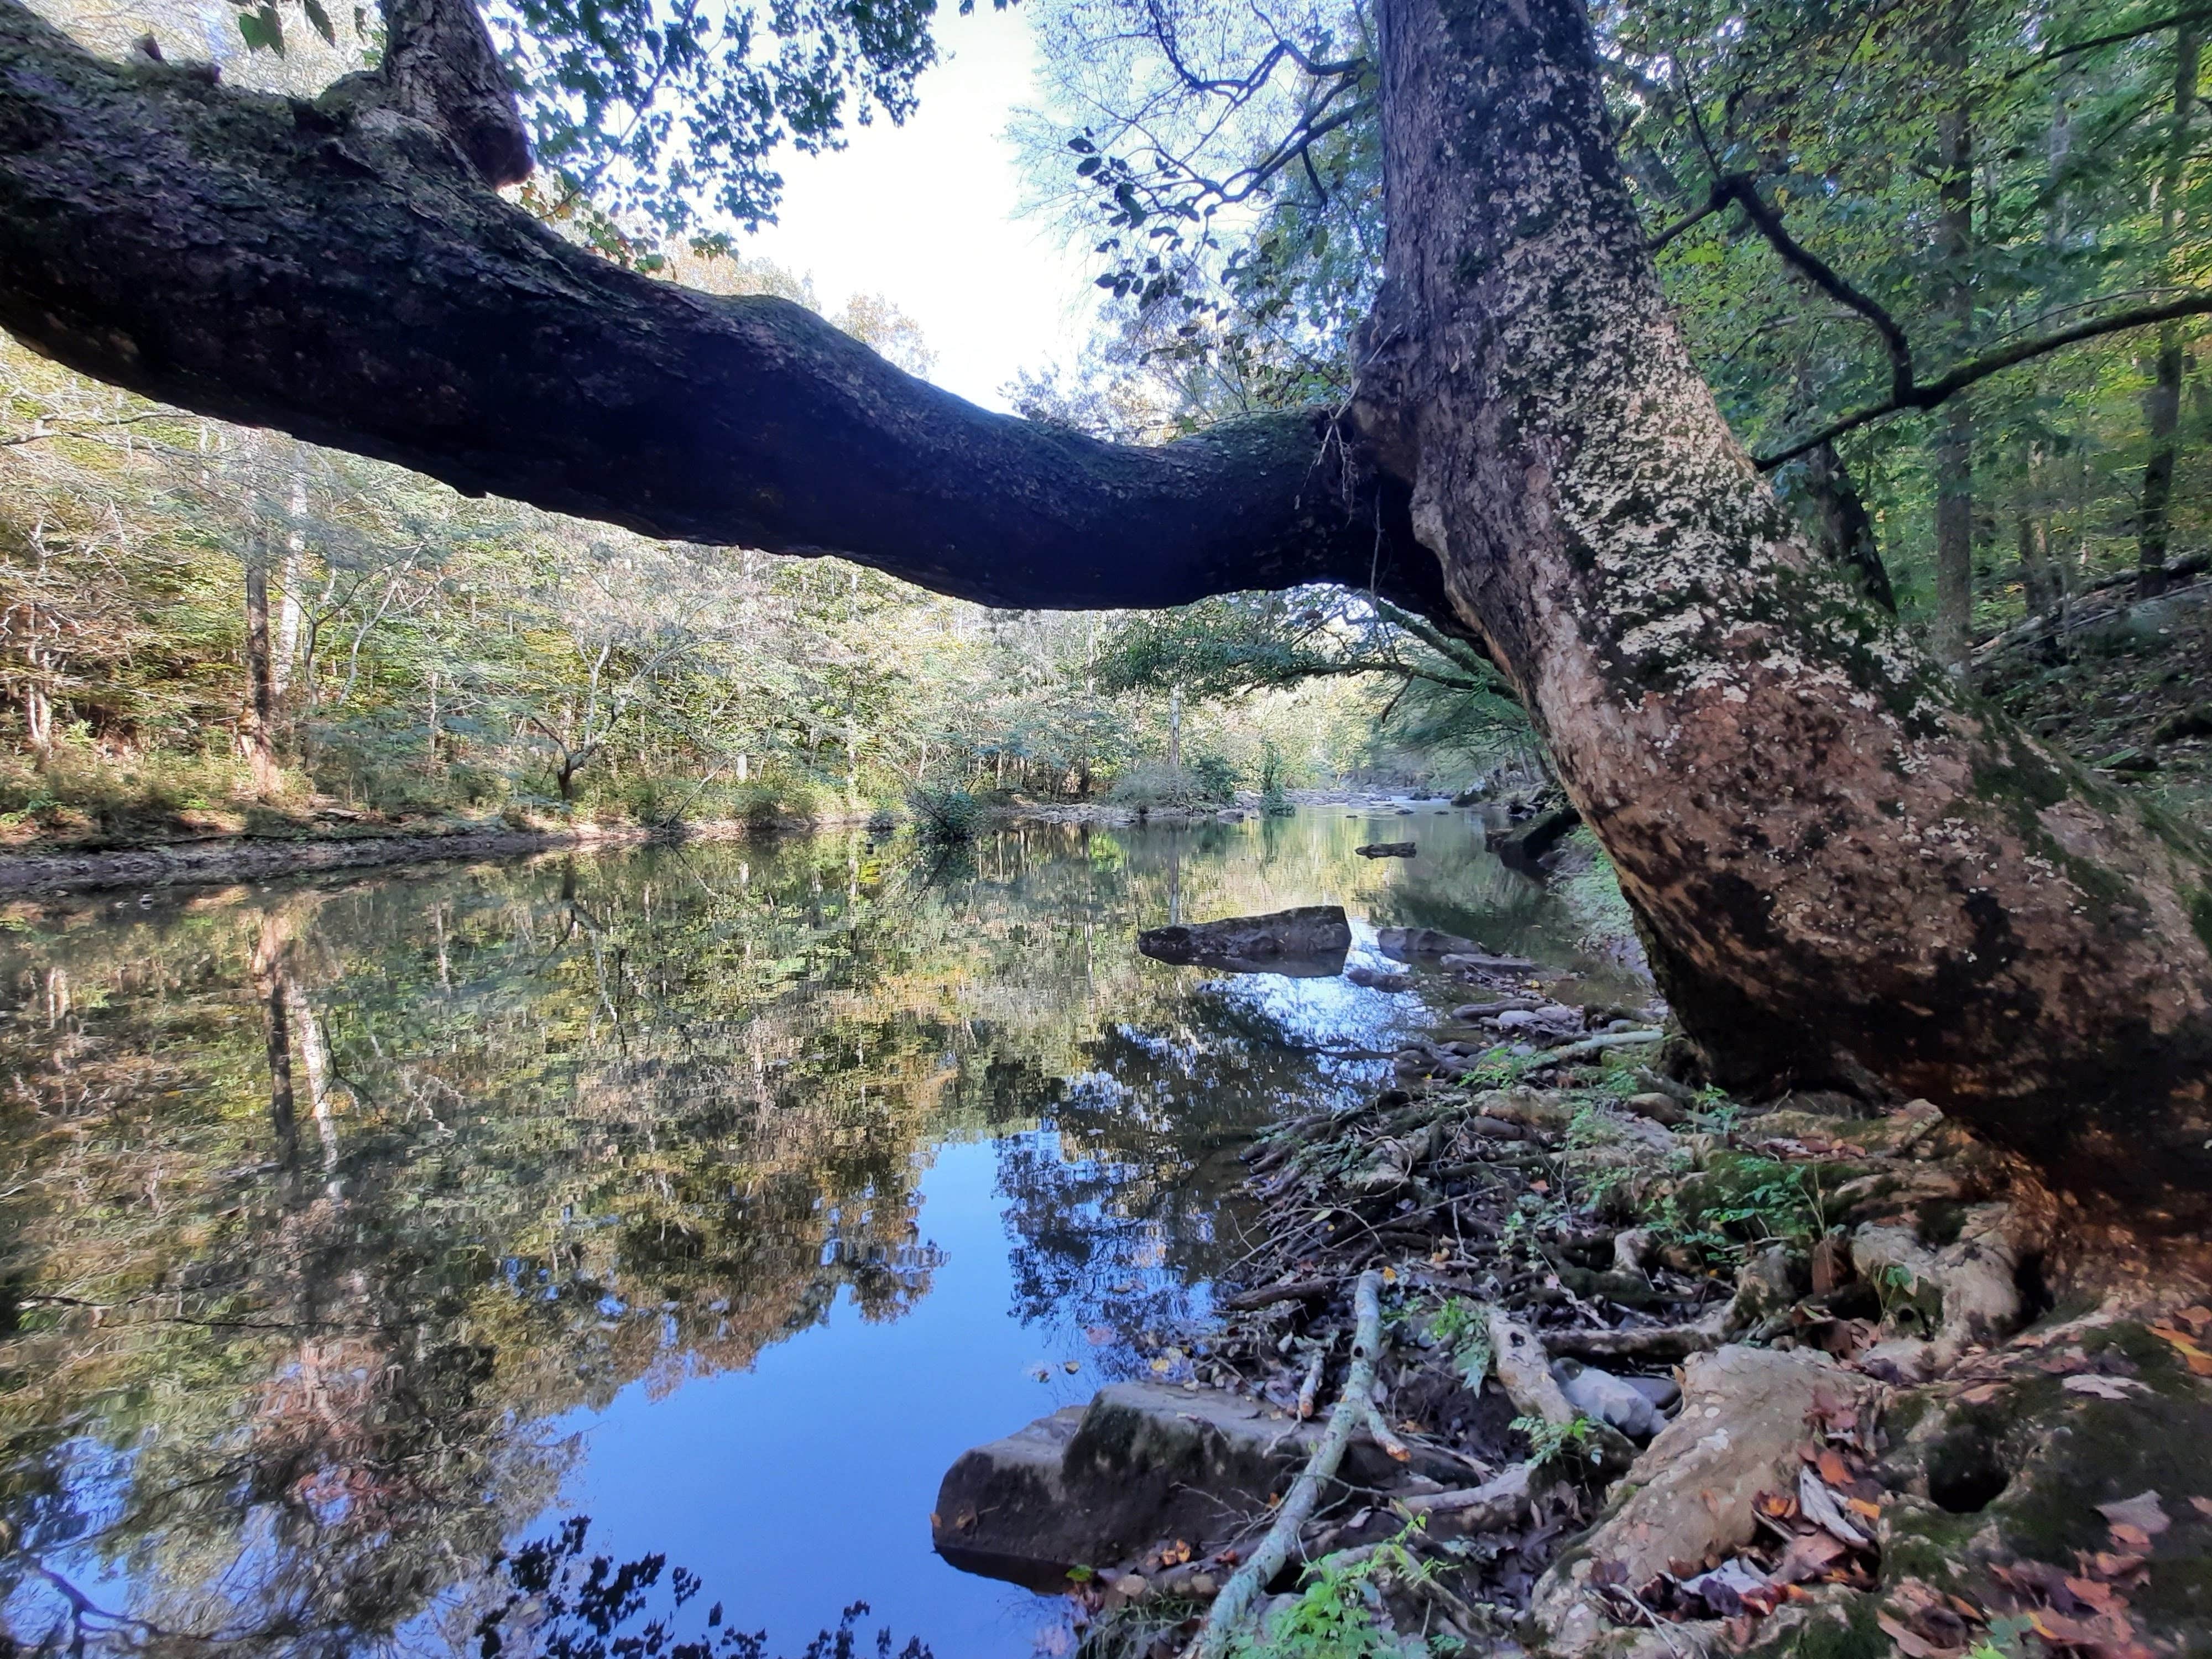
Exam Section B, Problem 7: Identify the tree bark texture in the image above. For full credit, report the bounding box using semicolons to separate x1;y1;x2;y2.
1350;0;2212;1226
243;544;280;794
3;0;2212;1222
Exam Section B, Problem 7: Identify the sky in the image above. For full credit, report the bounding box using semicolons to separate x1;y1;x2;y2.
738;5;1097;411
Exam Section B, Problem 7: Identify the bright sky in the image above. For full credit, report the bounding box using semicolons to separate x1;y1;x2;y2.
738;6;1094;411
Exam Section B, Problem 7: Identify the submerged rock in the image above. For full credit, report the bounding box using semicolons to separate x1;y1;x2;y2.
1345;964;1415;992
1135;905;1351;975
931;1383;1320;1588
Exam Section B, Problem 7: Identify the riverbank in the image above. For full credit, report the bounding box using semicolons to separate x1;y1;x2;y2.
935;937;2212;1658
0;789;1512;897
0;812;870;896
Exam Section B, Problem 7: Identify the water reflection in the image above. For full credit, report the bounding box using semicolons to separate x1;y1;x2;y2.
0;809;1634;1656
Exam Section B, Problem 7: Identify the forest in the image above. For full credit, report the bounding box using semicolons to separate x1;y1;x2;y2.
2;0;2212;1647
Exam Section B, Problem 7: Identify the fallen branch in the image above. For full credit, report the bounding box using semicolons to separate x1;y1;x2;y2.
1538;1323;1721;1363
1487;1308;1577;1426
1222;1278;1335;1312
1191;1269;1386;1659
1542;1029;1665;1063
1392;1462;1532;1525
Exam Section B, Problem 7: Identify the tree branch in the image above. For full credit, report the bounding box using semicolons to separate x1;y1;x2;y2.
372;0;531;185
2006;2;2212;77
1710;173;1913;402
0;1;1447;620
1756;291;2212;468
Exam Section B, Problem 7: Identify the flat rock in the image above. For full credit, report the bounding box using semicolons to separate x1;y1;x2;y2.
1531;1345;1881;1654
932;1383;1320;1587
1354;841;1417;858
1135;905;1351;976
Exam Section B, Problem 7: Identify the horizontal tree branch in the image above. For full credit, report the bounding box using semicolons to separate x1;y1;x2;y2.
1755;291;2212;468
2006;1;2212;77
0;1;1446;619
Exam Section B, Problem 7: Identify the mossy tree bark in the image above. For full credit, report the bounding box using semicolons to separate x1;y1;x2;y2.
1349;0;2212;1227
2;0;2211;1222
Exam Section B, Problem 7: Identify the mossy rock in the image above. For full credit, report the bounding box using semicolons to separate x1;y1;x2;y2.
1874;1318;2212;1650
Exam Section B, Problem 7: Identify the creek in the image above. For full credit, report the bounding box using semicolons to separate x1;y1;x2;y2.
0;806;1643;1657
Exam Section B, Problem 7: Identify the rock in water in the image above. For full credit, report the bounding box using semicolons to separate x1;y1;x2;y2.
1135;905;1350;975
1354;841;1417;858
1345;965;1415;993
932;1383;1322;1587
1375;925;1484;959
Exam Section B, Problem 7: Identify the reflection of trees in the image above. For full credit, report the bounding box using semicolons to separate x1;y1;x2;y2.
0;810;1603;1653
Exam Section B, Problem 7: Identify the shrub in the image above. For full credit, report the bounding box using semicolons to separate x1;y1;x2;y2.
1189;752;1239;802
908;782;984;843
1108;761;1232;811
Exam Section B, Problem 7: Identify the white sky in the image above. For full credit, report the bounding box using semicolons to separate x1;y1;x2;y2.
738;6;1094;410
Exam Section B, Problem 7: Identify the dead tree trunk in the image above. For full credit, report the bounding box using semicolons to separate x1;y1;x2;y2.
1352;0;2212;1226
242;541;281;795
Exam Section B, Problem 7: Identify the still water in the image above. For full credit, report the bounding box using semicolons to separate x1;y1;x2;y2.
0;807;1636;1657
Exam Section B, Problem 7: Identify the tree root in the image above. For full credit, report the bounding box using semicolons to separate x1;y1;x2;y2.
1190;1269;1385;1659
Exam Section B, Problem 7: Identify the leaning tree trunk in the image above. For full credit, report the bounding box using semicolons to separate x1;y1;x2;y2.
1353;0;2212;1227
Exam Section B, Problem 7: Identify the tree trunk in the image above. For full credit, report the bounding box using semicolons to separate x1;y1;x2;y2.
1931;0;1977;671
242;544;280;795
1799;441;1895;613
2138;27;2200;601
1353;0;2212;1226
23;677;50;754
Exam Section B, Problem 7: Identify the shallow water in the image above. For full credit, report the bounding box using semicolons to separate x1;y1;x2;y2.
0;806;1640;1657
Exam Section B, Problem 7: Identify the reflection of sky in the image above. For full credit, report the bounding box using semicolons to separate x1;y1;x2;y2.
529;1142;1084;1657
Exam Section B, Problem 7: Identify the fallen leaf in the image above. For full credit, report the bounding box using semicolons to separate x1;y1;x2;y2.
2174;1305;2212;1333
2147;1322;2212;1375
1876;1614;1946;1658
1958;1382;2006;1405
2065;1575;2125;1614
1816;1448;1853;1486
1798;1468;1871;1547
1846;1496;1884;1520
2192;1496;2212;1519
2109;1522;2153;1551
2098;1491;2172;1537
2064;1374;2145;1399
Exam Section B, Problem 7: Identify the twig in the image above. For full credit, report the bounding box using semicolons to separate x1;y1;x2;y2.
1191;1269;1386;1659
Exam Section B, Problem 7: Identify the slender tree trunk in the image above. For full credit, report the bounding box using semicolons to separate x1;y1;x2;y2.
23;677;50;754
2139;27;2200;600
1355;0;2212;1226
1167;684;1183;771
1800;441;1895;613
242;544;280;795
1931;0;1977;670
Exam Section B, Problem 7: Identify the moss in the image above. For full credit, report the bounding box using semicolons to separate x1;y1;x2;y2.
1741;1589;1889;1659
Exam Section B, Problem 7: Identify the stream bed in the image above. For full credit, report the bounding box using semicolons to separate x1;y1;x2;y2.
0;806;1642;1657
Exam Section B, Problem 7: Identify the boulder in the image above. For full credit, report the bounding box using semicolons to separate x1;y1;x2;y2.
1531;1345;1881;1653
1487;803;1582;867
1135;905;1351;975
932;1383;1321;1588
